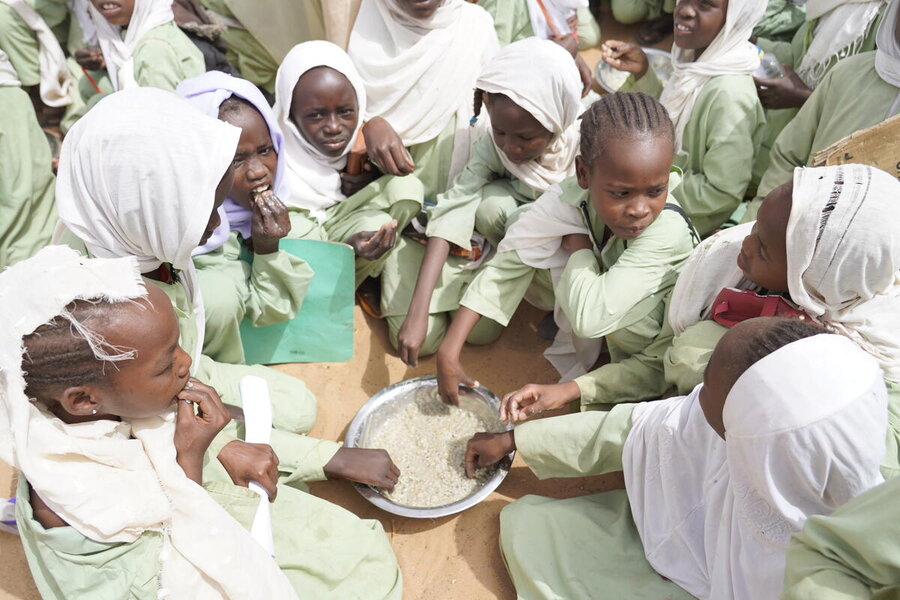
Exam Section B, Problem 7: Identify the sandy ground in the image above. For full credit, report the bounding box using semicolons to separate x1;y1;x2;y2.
0;8;668;599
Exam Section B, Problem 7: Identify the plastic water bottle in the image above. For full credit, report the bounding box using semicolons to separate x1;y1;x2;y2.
754;46;784;79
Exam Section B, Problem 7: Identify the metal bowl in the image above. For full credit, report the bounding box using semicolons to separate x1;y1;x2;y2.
595;47;673;93
344;375;514;519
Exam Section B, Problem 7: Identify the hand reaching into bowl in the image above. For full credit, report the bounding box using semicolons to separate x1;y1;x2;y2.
465;431;515;478
324;447;401;492
601;40;649;80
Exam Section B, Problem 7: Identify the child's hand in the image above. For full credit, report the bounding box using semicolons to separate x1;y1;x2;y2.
348;220;398;260
340;161;380;197
465;431;515;477
552;33;578;57
436;352;479;406
500;381;581;424
174;378;232;483
324;447;400;492
561;233;593;254
397;311;428;367
74;45;105;70
362;117;415;176
601;40;649;79
574;54;593;97
250;189;291;255
753;65;812;110
217;440;280;502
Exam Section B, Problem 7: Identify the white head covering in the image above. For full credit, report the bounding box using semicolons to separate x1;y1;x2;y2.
272;40;366;222
786;164;900;382
177;71;289;253
68;0;98;46
90;0;173;90
625;334;887;600
475;38;582;193
660;0;765;148
796;0;885;88
55;87;240;363
0;246;298;599
348;0;499;184
0;49;20;87
875;0;900;113
525;0;587;39
0;0;73;106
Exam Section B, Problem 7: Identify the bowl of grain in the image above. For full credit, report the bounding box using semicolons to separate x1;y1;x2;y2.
345;375;513;519
595;47;673;93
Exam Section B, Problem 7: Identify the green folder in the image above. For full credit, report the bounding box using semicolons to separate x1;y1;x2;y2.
239;239;355;364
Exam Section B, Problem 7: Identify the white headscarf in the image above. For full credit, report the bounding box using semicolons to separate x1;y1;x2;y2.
786;164;900;382
272;41;367;222
68;0;98;46
55;88;240;363
625;333;887;600
475;38;582;193
0;0;73;106
875;0;900;113
90;0;173;90
660;0;765;148
348;0;499;184
796;0;885;88
0;246;298;599
0;49;20;87
525;0;587;39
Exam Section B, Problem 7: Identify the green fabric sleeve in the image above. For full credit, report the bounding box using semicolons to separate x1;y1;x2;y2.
244;249;314;327
620;65;664;98
514;404;635;479
0;4;40;86
458;249;536;327
132;23;204;91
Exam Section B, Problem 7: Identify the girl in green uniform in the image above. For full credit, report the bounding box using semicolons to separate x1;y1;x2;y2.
435;92;698;407
602;0;767;235
3;246;402;599
384;38;583;365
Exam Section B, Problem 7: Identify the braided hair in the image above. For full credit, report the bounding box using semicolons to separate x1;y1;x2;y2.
579;92;675;165
22;299;137;400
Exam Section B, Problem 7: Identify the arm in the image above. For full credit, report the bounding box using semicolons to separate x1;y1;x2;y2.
132;29;203;91
397;236;451;366
244;252;313;327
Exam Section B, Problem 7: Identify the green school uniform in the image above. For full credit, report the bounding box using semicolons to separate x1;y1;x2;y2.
782;476;900;600
0;3;40;87
462;175;696;407
746;51;900;221
609;0;675;26
470;1;600;49
193;232;314;364
379;134;543;355
199;0;278;92
0;85;56;269
753;0;806;43
623;68;766;236
750;8;884;192
500;405;694;599
131;22;205;91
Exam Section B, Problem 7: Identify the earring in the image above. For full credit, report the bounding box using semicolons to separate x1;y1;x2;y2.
91;409;97;415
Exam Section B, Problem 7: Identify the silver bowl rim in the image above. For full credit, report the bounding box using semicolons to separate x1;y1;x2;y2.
344;374;514;519
595;46;672;93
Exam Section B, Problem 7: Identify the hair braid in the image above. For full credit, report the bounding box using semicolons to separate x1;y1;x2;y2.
579;91;674;166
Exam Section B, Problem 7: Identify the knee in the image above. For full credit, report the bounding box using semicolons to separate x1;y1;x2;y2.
466;317;504;346
388;199;422;228
610;0;648;24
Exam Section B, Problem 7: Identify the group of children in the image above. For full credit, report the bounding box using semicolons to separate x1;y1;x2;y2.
1;0;900;598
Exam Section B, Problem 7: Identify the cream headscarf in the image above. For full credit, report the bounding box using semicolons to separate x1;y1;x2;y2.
0;0;73;106
89;0;174;90
273;40;367;222
660;0;765;148
348;0;498;184
0;246;297;599
625;334;886;600
525;0;587;39
475;37;582;193
0;49;20;87
55;87;240;363
875;0;900;113
786;164;900;382
797;0;885;88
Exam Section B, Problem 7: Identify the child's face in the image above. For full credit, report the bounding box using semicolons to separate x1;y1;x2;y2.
219;104;278;211
63;284;192;420
198;163;235;246
486;94;554;165
90;0;135;26
397;0;443;19
738;182;791;293
673;0;727;55
576;136;672;241
290;67;358;159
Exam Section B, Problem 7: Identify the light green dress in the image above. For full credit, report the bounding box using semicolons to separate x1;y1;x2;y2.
750;7;884;192
746;51;900;220
199;0;278;92
0;3;41;87
379;134;542;356
752;0;806;42
782;477;900;600
462;175;697;407
623;68;766;236
15;434;403;599
499;406;695;599
470;1;600;49
193;232;314;364
0;85;56;269
609;0;675;26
